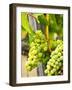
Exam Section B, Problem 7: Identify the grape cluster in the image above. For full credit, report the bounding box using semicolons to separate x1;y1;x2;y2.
45;40;63;76
25;30;49;71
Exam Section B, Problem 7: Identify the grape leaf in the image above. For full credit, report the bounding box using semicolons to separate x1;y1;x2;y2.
38;15;48;25
21;12;34;35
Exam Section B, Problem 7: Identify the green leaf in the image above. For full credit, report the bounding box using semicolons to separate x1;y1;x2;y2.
49;14;58;33
49;14;63;39
38;15;48;25
21;12;34;35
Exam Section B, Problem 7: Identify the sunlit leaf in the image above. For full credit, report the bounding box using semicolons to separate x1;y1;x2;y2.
21;12;34;35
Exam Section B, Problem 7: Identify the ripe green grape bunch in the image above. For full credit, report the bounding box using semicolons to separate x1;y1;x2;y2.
25;30;49;71
45;40;63;76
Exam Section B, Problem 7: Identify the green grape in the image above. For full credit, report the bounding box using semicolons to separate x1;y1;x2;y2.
44;69;48;74
25;63;32;71
55;61;59;65
38;53;43;58
44;47;48;51
25;30;49;71
57;52;61;57
45;40;63;76
59;56;63;61
57;40;62;44
51;70;54;74
56;66;60;70
47;65;51;69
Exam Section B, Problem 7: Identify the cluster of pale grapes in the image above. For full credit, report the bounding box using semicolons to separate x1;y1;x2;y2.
25;30;49;71
45;40;63;76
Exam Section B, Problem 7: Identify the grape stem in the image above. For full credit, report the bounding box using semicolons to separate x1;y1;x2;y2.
44;14;51;52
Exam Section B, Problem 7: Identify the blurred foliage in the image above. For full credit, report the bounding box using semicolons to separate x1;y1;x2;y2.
21;13;63;40
21;12;34;35
38;14;48;25
21;13;36;44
